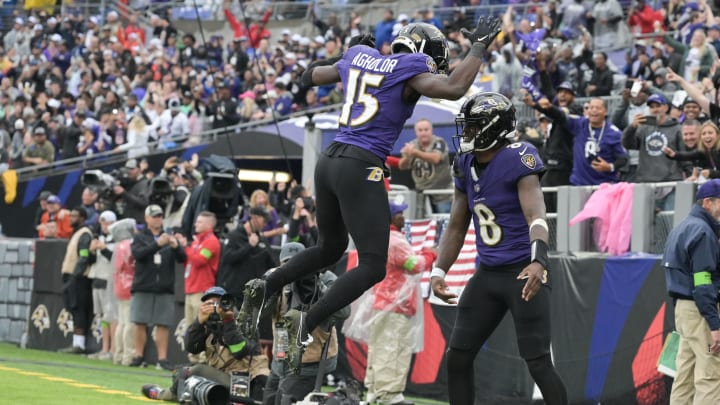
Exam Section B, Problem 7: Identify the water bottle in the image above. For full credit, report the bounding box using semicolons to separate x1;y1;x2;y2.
275;323;288;360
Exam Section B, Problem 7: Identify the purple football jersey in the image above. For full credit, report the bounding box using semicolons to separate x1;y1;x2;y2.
454;142;545;266
334;45;436;159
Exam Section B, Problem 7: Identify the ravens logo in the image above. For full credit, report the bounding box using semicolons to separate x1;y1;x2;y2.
56;309;74;337
91;314;103;343
521;154;537;170
31;304;50;334
175;318;188;352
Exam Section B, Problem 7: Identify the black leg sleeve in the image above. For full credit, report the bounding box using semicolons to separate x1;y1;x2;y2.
446;347;479;405
526;354;568;405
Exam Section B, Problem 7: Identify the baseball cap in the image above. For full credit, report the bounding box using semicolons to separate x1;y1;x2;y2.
708;24;720;31
239;90;256;100
646;93;669;106
248;206;270;221
398;13;409;22
279;242;305;262
313;35;325;45
99;210;117;223
201;286;227;302
281;28;291;36
696;179;720;199
47;195;61;204
33;126;46;135
684;97;700;106
144;204;164;217
39;190;53;201
49;33;63;42
125;158;139;169
168;98;181;110
557;82;575;96
389;201;408;217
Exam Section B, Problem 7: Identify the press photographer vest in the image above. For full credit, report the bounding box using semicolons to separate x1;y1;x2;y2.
61;227;93;276
203;334;269;380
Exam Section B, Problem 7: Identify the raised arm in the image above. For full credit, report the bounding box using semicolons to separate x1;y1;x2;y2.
666;67;711;114
300;35;377;87
408;16;502;100
305;64;341;86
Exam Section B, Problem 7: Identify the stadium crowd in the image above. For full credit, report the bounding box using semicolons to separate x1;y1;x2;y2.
7;0;720;402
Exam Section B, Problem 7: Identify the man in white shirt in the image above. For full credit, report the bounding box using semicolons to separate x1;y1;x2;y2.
158;98;190;149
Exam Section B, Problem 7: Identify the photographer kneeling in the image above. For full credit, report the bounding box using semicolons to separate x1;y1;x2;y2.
142;286;270;403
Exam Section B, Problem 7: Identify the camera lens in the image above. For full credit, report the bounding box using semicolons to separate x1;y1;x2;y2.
219;295;234;311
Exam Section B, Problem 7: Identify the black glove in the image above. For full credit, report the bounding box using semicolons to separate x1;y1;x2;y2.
222;321;252;358
461;16;502;47
348;34;376;49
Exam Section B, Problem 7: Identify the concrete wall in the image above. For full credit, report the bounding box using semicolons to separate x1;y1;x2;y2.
0;239;34;344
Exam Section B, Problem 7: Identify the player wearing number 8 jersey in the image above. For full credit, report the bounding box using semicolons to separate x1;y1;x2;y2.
238;20;504;374
431;92;568;405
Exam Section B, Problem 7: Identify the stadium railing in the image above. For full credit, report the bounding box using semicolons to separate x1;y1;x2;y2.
11;103;342;182
404;180;691;256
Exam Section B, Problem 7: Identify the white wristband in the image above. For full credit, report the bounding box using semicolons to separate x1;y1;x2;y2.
529;218;549;234
431;267;447;279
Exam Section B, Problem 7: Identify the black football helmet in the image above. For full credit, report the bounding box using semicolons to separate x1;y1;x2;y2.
391;22;449;74
455;92;516;153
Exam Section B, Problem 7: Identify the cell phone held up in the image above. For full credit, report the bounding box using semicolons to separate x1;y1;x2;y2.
644;115;657;126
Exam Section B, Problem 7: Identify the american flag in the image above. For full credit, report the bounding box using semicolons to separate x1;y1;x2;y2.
404;219;477;306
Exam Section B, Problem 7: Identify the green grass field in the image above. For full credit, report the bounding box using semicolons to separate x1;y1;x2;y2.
0;343;169;404
0;343;449;405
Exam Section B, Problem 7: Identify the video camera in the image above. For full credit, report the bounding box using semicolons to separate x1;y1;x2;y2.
148;176;174;206
81;169;120;202
82;169;117;190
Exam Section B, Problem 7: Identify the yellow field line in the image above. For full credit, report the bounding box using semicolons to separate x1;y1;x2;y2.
67;382;104;389
42;376;75;382
0;364;152;402
17;371;46;376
